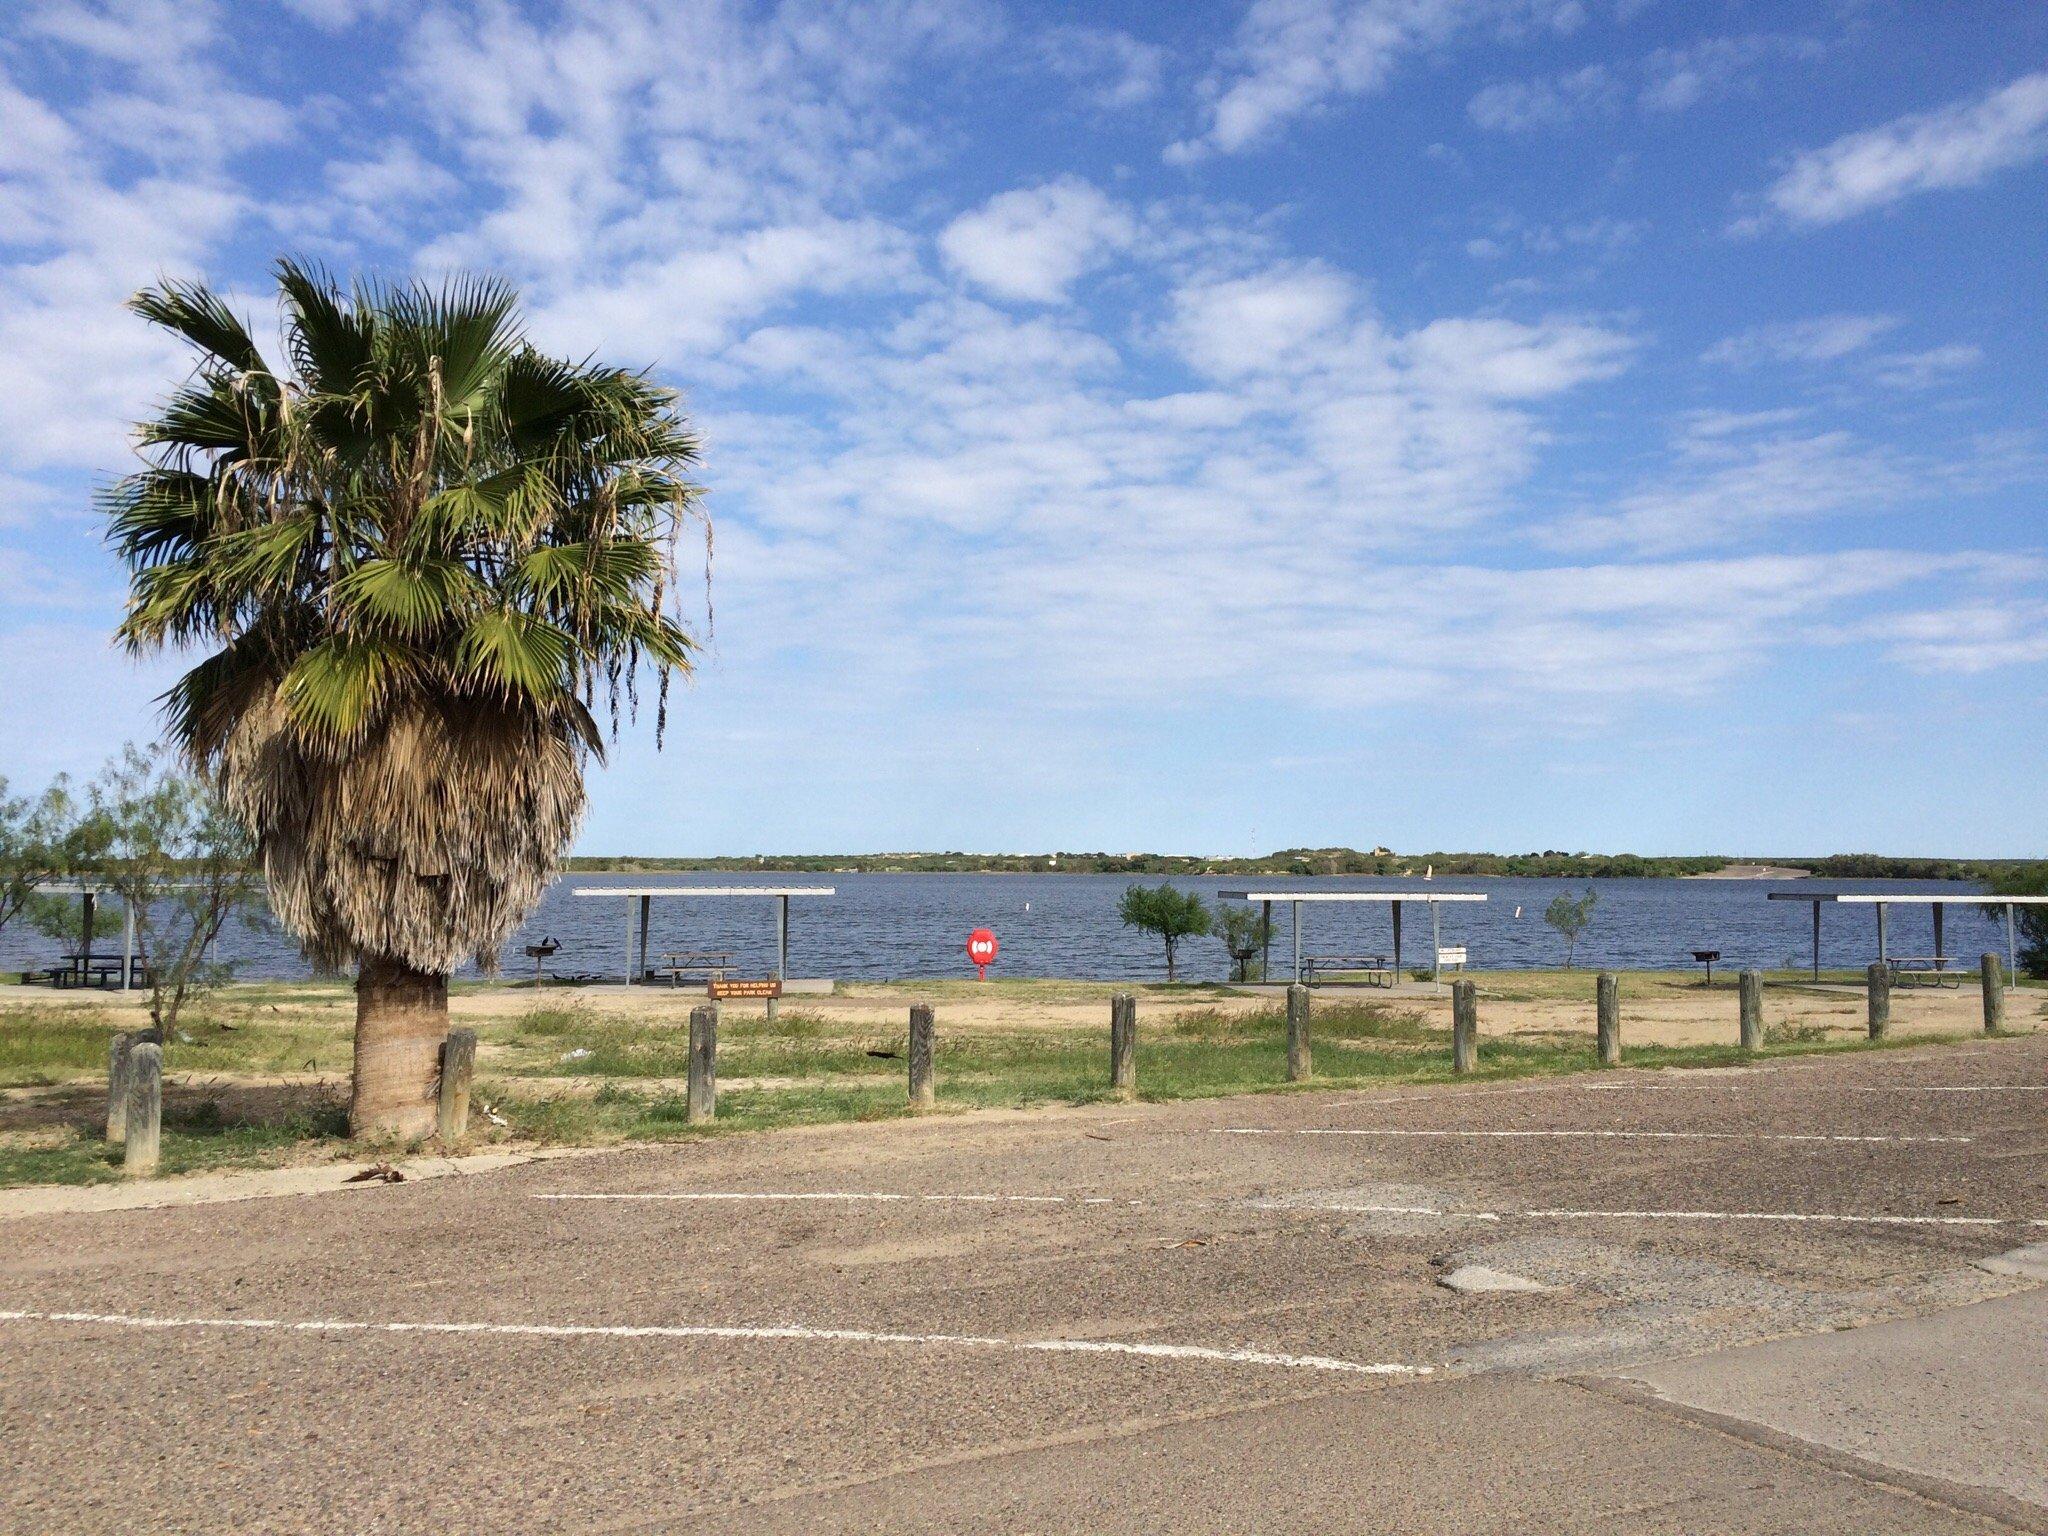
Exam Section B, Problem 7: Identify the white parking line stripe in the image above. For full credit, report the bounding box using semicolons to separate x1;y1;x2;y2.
0;1309;1427;1378
536;1192;1123;1205
1307;1204;2048;1229
1583;1083;2047;1093
1215;1128;1972;1144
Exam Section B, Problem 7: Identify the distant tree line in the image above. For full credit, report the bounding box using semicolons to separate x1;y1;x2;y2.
564;847;2037;882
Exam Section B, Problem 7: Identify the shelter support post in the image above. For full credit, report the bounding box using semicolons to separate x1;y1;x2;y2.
80;892;95;980
1292;901;1303;985
1261;901;1272;983
636;895;652;985
1430;902;1442;983
2008;905;2018;982
1877;904;1887;964
121;903;135;993
1812;902;1821;982
1933;903;1946;961
623;902;634;985
1392;903;1403;976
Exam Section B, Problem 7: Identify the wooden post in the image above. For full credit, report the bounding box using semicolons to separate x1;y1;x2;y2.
1739;969;1763;1049
688;1003;718;1123
1981;953;2005;1034
1285;984;1310;1081
1452;979;1477;1074
106;1031;134;1144
1596;972;1620;1066
1109;993;1136;1095
437;1028;476;1143
908;1003;935;1109
1866;961;1890;1040
123;1041;161;1177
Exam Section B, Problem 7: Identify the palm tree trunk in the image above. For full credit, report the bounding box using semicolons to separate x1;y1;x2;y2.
352;953;448;1139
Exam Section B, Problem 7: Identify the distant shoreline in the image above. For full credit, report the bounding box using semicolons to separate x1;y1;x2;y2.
564;850;2020;882
1681;864;1815;880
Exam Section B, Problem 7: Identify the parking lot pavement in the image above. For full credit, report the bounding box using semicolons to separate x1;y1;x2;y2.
1;1035;2043;1533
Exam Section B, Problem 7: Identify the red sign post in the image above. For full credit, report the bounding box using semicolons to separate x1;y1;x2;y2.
967;927;999;980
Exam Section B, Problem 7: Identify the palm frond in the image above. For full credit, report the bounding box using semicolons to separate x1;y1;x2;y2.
129;279;269;376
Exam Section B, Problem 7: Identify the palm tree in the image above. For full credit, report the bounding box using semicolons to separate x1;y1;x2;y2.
109;261;701;1138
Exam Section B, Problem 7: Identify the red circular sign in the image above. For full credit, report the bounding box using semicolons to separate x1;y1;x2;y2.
967;928;999;975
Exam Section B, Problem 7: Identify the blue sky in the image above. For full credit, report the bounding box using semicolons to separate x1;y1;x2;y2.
1;0;2044;857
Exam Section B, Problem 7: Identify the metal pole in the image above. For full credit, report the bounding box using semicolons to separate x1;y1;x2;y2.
1292;900;1303;984
1392;902;1403;976
1812;902;1821;982
637;894;652;985
80;892;94;982
1877;903;1887;964
1261;900;1272;983
1933;902;1946;962
623;900;634;985
2008;904;2018;981
1430;901;1442;983
121;902;135;993
776;894;789;979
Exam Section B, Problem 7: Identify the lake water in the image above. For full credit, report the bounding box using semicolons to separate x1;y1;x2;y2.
5;872;2015;984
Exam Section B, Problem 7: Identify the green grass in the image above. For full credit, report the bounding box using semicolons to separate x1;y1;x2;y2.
467;998;1971;1152
1;975;2021;1190
0;1098;351;1188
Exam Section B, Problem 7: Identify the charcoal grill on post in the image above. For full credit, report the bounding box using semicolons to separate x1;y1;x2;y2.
524;937;560;990
1690;949;1721;986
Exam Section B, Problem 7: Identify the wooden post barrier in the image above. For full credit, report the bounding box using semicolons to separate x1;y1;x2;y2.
1596;972;1620;1067
106;1031;135;1144
1866;961;1890;1040
908;1003;935;1109
1452;980;1477;1074
438;1029;476;1143
1739;969;1763;1050
123;1041;161;1177
1109;994;1136;1096
1982;953;2005;1034
688;1004;718;1124
1285;984;1311;1082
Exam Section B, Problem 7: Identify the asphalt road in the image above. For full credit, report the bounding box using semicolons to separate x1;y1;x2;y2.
3;1037;2046;1534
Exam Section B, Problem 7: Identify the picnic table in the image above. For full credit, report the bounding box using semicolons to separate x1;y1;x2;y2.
656;950;735;987
1303;954;1395;988
1888;956;1964;989
47;953;152;990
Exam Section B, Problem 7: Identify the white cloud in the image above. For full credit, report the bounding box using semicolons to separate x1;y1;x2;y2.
1869;343;1983;390
1863;600;2048;674
1702;313;1899;367
1761;68;2048;226
1545;415;2042;557
1170;0;1584;161
1035;25;1167;109
0;5;284;474
279;0;405;27
1469;33;1823;131
938;180;1136;305
1468;65;1615;130
1164;263;1360;377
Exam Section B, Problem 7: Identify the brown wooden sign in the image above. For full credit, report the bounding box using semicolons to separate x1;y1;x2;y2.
708;978;783;1000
